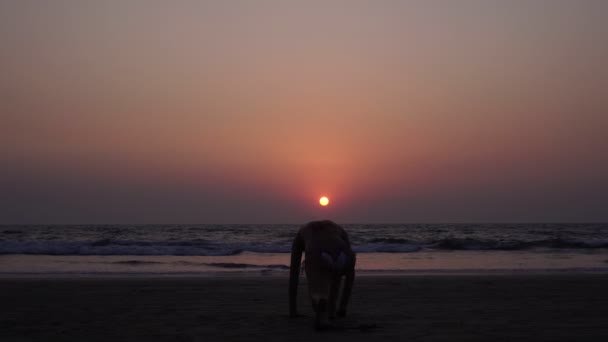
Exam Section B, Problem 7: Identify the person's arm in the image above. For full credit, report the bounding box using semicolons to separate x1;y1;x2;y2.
289;231;304;317
337;225;355;317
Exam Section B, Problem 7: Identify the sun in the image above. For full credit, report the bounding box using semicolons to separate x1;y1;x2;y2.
319;196;329;206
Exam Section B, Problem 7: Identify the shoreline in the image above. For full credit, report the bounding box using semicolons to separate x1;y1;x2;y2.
3;250;608;275
3;266;608;279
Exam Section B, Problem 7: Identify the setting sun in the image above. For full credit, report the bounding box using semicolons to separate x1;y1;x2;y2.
319;196;329;206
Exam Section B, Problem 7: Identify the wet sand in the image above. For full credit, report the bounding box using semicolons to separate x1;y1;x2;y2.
1;274;608;341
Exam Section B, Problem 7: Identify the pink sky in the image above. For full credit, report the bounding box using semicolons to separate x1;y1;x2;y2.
1;1;607;223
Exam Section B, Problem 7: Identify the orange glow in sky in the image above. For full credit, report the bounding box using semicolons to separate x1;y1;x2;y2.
0;1;607;223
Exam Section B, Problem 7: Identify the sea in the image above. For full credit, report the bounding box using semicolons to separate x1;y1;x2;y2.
1;223;608;276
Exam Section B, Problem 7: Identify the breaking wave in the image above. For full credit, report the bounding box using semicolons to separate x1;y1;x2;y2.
1;237;607;256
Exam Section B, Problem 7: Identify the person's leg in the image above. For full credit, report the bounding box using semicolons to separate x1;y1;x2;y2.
314;298;327;330
305;260;324;300
337;268;355;317
328;275;341;320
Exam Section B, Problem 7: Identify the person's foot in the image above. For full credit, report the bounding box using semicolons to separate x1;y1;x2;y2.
314;299;329;330
315;321;336;331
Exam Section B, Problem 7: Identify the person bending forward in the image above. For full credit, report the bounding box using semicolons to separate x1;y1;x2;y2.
289;220;356;329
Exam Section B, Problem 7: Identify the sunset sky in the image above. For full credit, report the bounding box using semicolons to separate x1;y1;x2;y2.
1;0;607;223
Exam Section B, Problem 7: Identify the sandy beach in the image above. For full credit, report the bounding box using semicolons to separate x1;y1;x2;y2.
1;274;608;341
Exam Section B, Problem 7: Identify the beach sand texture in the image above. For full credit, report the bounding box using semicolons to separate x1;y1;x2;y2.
2;274;608;341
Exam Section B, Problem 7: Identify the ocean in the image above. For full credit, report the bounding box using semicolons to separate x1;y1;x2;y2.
1;223;607;275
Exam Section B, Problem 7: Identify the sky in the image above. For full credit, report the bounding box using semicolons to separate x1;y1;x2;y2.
1;0;607;224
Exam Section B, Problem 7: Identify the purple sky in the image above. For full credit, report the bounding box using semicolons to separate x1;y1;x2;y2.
1;0;607;223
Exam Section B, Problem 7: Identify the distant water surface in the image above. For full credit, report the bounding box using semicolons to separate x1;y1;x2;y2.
1;224;607;275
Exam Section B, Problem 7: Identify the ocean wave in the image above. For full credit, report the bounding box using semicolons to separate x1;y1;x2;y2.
367;238;412;244
427;237;608;250
1;237;608;256
355;243;422;253
362;236;608;251
429;238;526;250
0;240;291;256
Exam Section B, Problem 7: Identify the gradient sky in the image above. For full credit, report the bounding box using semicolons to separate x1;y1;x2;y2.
1;0;607;224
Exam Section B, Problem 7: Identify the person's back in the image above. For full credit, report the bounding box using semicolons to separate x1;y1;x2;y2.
289;220;356;329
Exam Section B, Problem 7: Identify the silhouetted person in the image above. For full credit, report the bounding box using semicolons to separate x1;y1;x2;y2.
289;220;356;330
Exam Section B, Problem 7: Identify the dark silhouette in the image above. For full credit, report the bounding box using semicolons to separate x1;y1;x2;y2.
289;220;356;330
